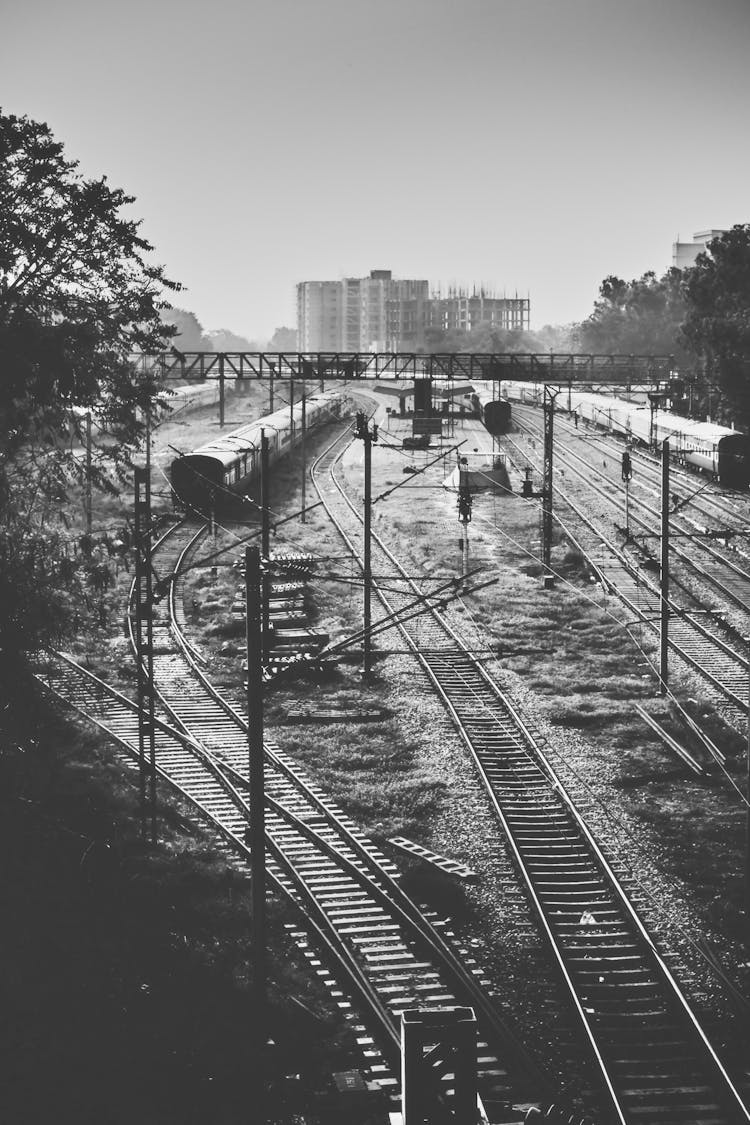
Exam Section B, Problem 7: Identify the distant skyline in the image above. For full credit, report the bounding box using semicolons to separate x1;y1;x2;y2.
3;0;749;342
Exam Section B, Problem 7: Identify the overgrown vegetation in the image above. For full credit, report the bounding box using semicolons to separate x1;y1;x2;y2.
0;698;369;1124
0;109;179;684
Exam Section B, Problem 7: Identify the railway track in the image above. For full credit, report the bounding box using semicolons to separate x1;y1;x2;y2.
518;407;750;621
38;489;558;1122
505;409;750;723
312;406;750;1124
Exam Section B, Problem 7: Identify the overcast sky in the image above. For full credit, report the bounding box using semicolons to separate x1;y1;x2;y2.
3;0;749;342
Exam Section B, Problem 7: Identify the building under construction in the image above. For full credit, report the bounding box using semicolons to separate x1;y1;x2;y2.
426;287;530;334
297;271;530;352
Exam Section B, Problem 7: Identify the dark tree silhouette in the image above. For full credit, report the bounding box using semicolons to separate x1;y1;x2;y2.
681;224;750;427
0;109;180;672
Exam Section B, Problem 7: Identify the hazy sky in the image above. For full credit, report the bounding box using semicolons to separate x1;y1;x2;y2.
3;0;749;342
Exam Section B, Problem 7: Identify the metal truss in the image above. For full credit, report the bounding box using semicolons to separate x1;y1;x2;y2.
130;351;675;386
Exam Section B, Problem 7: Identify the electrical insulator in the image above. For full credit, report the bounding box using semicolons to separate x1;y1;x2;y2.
521;468;534;497
621;450;632;481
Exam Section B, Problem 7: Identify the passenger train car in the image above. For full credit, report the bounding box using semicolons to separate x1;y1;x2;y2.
163;381;229;415
170;388;347;511
492;380;750;489
468;385;512;434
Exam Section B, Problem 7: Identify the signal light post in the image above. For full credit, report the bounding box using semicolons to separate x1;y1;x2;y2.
622;447;633;540
354;410;378;676
457;456;473;589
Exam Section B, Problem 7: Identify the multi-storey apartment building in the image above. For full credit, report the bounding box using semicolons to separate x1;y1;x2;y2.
296;272;529;351
297;271;429;352
672;230;725;270
296;280;344;351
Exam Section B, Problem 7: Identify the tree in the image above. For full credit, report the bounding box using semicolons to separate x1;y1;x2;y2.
577;269;688;361
161;307;208;351
0;109;180;679
267;326;297;351
681;225;750;427
204;328;262;351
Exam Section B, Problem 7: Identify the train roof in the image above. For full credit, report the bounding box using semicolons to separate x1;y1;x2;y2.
180;387;344;465
652;411;744;443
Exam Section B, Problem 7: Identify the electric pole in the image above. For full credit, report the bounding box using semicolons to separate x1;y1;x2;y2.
261;431;270;560
219;352;225;428
133;467;157;845
260;431;271;664
245;544;267;1118
660;439;670;695
521;386;557;589
301;387;307;523
542;386;557;589
85;410;93;538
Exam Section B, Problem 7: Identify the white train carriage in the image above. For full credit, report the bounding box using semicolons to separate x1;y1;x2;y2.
497;381;750;488
170;388;347;510
163;381;228;415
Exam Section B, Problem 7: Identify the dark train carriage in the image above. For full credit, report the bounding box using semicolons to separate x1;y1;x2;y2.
717;433;750;489
470;388;512;435
482;398;512;435
170;388;346;512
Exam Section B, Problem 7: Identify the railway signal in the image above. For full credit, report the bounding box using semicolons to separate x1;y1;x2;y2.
457;456;473;589
353;410;379;676
622;448;633;541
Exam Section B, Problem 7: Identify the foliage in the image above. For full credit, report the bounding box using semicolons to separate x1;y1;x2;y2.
161;307;207;351
267;325;298;350
576;268;688;362
162;309;263;353
204;327;261;351
423;323;553;354
680;224;750;426
0;109;179;669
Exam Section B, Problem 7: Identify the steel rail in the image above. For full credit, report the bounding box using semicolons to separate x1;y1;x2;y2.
36;649;403;1070
514;408;750;624
165;490;554;1104
120;493;552;1110
504;423;750;719
310;410;750;1123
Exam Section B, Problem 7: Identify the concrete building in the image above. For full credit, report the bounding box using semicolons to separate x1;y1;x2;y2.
426;289;530;334
297;272;529;351
296;280;344;352
297;271;429;352
672;230;725;270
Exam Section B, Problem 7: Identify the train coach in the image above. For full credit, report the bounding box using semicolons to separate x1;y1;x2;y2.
170;388;348;511
496;381;750;489
468;384;512;434
163;380;228;415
